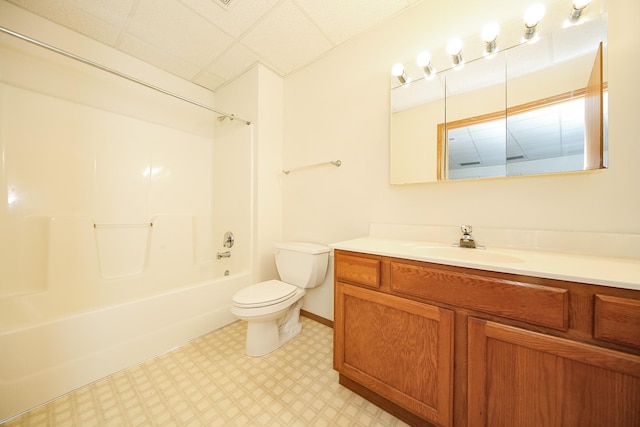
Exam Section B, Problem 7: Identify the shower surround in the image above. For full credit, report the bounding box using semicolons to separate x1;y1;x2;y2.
0;23;253;421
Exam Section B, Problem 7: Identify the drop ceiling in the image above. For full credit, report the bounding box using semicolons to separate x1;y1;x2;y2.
3;0;420;92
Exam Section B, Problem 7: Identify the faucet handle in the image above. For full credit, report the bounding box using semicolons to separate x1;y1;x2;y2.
223;231;234;248
461;225;473;234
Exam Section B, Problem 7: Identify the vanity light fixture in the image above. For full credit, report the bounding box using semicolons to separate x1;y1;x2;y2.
482;22;500;56
391;63;410;86
446;38;464;68
522;3;545;42
416;51;435;78
569;0;591;23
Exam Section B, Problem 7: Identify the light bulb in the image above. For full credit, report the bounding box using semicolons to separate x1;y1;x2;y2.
391;63;405;77
523;3;545;42
482;22;500;43
416;51;435;77
416;51;432;67
447;38;464;68
391;63;409;85
524;3;546;27
446;38;463;56
569;0;591;23
482;22;500;55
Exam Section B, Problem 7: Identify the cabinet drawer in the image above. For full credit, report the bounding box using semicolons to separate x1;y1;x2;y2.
390;262;569;330
594;294;640;349
335;252;381;289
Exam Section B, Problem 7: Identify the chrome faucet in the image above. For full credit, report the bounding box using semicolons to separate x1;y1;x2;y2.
223;231;234;248
216;251;231;259
459;225;477;249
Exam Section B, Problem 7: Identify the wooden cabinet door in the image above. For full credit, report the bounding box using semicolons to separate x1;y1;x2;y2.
334;282;454;426
468;318;640;427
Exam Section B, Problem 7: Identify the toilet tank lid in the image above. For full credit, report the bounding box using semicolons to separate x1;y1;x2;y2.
274;242;329;254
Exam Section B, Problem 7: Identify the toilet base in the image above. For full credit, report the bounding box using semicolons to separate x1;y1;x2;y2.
244;299;303;357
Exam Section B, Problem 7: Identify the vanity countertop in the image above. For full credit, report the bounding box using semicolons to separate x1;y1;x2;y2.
330;237;640;292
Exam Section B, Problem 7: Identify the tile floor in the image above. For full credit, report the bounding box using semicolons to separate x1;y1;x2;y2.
2;317;409;426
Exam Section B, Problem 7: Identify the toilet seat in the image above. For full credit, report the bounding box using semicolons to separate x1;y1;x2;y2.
232;280;297;308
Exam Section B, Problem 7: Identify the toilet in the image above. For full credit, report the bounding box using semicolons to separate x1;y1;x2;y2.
231;242;330;357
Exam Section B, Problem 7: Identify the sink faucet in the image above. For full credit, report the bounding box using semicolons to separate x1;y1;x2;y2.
459;225;477;249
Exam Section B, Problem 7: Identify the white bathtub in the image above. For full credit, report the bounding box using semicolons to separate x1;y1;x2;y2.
0;36;255;422
0;272;251;422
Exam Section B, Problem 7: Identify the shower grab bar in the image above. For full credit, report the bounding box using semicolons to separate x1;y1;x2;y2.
0;25;251;126
93;222;153;229
283;160;341;175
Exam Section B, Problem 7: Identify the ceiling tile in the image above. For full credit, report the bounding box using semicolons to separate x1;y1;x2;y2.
126;0;233;67
5;0;433;92
241;0;333;74
7;0;134;27
192;70;226;91
58;12;123;46
7;0;134;45
206;43;259;80
296;0;415;45
180;0;279;38
69;0;135;27
119;34;201;80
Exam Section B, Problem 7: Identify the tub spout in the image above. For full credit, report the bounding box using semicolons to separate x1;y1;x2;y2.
216;251;231;259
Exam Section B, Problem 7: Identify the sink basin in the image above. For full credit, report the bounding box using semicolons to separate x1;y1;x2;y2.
405;244;524;264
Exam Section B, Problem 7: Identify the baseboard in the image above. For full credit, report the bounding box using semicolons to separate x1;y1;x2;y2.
300;309;333;328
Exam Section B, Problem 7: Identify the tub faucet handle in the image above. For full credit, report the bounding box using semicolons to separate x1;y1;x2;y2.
223;231;234;248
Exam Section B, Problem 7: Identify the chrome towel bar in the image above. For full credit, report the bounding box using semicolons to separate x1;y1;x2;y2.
283;160;341;175
93;223;153;229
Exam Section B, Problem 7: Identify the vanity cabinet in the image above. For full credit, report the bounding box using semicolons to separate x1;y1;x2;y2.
468;318;640;427
334;253;454;427
333;249;640;427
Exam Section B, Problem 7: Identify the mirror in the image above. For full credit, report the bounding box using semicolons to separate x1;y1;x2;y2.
442;50;508;180
390;74;445;183
389;0;608;184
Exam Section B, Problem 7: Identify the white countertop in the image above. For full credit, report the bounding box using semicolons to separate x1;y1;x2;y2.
330;237;640;292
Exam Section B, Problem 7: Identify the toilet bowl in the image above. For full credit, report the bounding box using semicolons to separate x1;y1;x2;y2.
231;242;329;356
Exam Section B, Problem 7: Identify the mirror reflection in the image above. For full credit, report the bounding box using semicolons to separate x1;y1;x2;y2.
446;92;609;180
442;50;507;180
389;0;608;184
390;76;445;183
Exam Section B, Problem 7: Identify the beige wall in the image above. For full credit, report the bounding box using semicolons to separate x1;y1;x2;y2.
215;65;284;283
283;0;640;319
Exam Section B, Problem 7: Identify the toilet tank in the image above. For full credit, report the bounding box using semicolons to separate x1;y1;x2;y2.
274;242;330;288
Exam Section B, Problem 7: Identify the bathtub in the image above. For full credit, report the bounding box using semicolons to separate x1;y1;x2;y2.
0;36;256;422
0;271;251;422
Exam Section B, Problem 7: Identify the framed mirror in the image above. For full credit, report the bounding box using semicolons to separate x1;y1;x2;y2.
443;41;606;180
389;0;608;184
